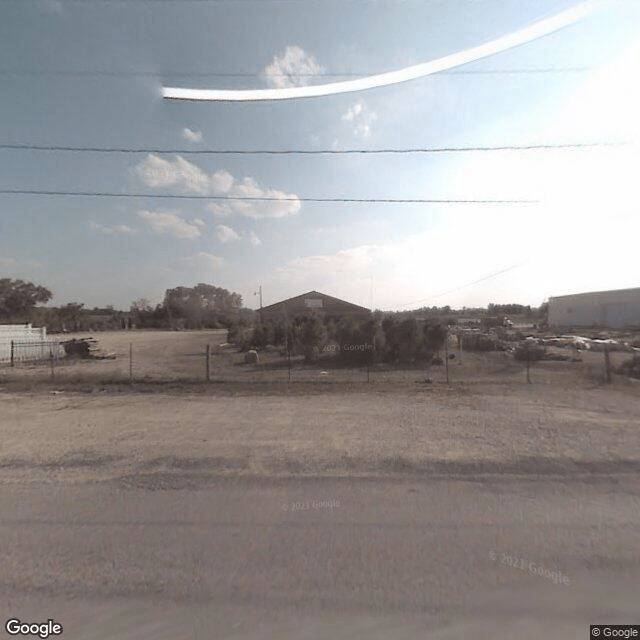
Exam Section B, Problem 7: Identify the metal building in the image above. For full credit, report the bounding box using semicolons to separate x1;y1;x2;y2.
260;291;371;322
548;287;640;329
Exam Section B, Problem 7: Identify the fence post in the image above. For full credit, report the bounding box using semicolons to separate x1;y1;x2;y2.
444;331;450;384
10;340;14;367
129;342;133;384
206;344;211;382
288;350;291;382
526;348;531;384
50;346;55;378
604;346;611;384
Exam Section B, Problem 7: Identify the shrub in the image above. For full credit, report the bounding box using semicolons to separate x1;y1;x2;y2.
513;342;546;362
334;316;378;364
460;332;505;352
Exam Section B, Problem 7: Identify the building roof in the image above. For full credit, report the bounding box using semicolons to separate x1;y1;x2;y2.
549;286;640;302
260;291;370;318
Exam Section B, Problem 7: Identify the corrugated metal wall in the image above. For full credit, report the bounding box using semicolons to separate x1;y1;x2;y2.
548;288;640;328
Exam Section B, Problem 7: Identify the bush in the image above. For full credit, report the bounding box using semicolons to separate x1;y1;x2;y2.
421;321;447;360
250;323;273;350
334;317;379;364
460;332;505;352
513;342;546;362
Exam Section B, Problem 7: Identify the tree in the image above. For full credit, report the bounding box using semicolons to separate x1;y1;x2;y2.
285;314;327;360
334;316;380;364
130;298;156;328
163;284;243;329
58;303;86;332
420;320;447;360
382;317;421;362
250;322;274;350
0;278;52;319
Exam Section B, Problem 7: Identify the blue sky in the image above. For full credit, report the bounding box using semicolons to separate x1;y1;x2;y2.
1;0;638;311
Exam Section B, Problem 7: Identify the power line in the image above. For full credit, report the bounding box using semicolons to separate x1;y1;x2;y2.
14;0;558;3
0;68;590;78
393;263;523;309
0;142;626;155
0;189;538;204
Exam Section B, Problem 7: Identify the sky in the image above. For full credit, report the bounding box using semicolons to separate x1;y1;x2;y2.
0;0;638;312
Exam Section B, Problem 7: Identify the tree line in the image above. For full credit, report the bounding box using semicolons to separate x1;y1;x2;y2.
0;278;251;332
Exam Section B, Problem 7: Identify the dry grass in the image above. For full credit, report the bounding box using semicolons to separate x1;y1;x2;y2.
1;330;639;486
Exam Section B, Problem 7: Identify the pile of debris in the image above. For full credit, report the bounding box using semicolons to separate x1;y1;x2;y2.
538;335;635;352
458;330;509;352
62;337;112;359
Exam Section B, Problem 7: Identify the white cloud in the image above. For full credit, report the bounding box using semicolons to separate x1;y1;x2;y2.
261;45;324;89
0;257;42;269
269;200;640;310
137;211;203;239
210;176;300;219
89;220;137;236
135;154;300;220
342;100;377;138
135;154;210;194
210;169;234;194
186;251;225;270
268;218;536;310
342;102;363;121
181;127;203;142
249;231;262;247
216;224;241;243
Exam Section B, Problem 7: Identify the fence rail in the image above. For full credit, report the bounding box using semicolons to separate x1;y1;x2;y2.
0;339;63;364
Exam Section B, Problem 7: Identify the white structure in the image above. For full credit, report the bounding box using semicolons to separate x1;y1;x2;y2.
0;324;61;363
548;288;640;329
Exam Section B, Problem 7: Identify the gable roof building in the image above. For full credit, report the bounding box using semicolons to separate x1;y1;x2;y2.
260;291;371;322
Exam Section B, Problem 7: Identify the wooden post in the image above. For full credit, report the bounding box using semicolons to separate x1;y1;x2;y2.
206;344;211;382
288;350;291;382
10;340;14;367
367;362;370;383
458;331;462;363
444;330;450;384
50;346;55;378
604;346;611;384
129;342;133;384
526;348;531;384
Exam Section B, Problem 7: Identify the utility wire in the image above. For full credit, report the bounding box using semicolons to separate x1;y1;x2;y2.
0;68;590;78
392;263;522;309
0;189;538;204
0;142;626;155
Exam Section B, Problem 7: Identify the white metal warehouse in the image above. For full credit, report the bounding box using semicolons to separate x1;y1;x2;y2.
548;287;640;329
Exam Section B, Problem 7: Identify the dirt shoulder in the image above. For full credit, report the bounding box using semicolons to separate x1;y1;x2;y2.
1;379;638;487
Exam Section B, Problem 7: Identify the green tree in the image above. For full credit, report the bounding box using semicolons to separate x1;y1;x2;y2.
163;284;243;329
130;298;156;328
295;314;327;361
0;278;52;319
420;320;447;360
58;303;86;332
335;316;380;364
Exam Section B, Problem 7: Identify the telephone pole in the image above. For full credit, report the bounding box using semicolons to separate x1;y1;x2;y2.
254;285;263;322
